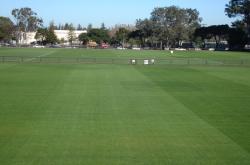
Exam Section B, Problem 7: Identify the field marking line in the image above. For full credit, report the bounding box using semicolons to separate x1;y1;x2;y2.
25;50;57;62
38;51;56;57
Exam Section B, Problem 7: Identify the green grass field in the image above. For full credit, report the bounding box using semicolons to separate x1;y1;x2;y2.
0;48;250;165
0;47;250;59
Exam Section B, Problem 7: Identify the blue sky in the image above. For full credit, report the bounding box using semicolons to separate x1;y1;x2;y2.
0;0;235;28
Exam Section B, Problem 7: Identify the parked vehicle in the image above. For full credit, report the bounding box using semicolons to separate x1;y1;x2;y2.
117;47;127;50
33;45;45;48
132;47;141;50
100;43;109;49
87;41;98;48
50;44;62;48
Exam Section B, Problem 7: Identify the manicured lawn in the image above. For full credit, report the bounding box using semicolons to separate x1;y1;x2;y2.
0;47;250;59
0;48;250;164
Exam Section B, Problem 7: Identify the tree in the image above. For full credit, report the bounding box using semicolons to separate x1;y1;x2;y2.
78;33;89;45
135;19;154;47
11;7;43;44
115;28;129;48
46;22;58;44
87;28;110;44
194;27;211;47
64;23;70;30
150;6;201;48
87;24;92;31
101;23;106;30
209;25;230;48
228;28;248;50
77;24;82;30
225;0;250;42
0;16;14;42
35;28;47;45
68;24;76;47
34;23;58;45
194;25;230;48
128;29;144;47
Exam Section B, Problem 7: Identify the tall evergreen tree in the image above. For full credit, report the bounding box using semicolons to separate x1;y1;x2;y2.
68;24;76;47
46;22;58;44
226;0;250;42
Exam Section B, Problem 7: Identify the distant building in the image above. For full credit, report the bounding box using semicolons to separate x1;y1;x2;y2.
20;32;36;45
54;30;87;42
20;30;87;45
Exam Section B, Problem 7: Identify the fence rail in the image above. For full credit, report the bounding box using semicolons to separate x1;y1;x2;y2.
0;56;249;66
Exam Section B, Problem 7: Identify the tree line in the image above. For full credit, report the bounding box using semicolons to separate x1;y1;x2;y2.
0;0;249;50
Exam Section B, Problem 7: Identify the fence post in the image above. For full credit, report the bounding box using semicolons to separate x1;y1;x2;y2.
187;58;190;65
241;59;244;65
170;59;173;64
205;59;208;65
39;57;42;63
